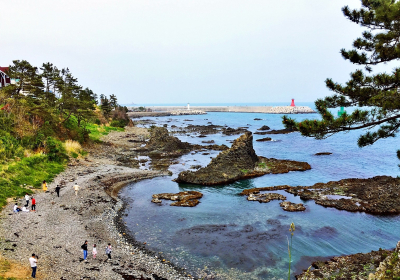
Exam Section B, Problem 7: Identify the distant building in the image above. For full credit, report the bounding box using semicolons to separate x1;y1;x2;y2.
0;67;11;88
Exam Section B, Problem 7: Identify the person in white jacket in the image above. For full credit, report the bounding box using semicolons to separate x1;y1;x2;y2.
92;244;97;259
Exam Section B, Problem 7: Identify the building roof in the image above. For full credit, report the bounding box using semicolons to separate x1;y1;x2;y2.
0;67;9;73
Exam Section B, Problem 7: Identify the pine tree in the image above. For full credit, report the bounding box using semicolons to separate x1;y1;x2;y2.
100;97;112;118
3;60;43;99
109;94;118;109
283;0;400;163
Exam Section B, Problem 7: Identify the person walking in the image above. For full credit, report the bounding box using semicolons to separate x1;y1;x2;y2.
73;183;80;196
55;185;60;197
105;243;112;260
29;253;37;278
92;244;97;259
31;197;36;211
81;240;88;261
42;180;48;192
24;193;30;207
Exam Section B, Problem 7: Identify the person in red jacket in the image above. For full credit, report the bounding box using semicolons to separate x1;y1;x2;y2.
31;197;36;211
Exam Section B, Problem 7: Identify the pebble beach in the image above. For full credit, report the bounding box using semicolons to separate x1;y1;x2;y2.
0;127;194;280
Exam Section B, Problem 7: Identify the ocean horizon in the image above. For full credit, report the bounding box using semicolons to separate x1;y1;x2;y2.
122;101;317;108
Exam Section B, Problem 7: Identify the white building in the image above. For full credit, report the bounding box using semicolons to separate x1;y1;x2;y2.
0;67;11;88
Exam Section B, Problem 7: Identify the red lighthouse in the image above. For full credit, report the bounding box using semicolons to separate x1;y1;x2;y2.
290;99;295;107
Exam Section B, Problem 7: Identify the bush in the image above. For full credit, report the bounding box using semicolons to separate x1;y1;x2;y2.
110;119;128;128
45;137;68;162
0;134;24;162
63;115;79;130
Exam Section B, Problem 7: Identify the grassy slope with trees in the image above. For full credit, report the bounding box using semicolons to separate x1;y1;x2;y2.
0;60;130;207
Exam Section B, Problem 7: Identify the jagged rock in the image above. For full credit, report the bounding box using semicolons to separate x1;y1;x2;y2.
373;241;400;279
257;125;270;131
175;132;310;185
151;191;203;207
145;127;191;152
256;137;272;142
279;201;306;212
201;140;215;144
254;118;262;120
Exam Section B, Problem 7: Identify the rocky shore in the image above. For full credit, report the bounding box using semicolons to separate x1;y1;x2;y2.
0;127;194;280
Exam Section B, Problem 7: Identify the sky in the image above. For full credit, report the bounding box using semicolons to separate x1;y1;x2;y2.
1;0;378;105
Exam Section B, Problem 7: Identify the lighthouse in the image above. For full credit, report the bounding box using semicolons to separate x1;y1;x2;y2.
187;103;190;110
290;99;295;107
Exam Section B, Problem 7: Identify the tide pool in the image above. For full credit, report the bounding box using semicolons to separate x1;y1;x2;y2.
121;112;399;279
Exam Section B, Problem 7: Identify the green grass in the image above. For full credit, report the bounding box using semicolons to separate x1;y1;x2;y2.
85;123;124;142
0;154;65;207
257;162;267;169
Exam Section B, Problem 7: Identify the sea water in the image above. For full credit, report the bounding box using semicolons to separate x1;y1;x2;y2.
120;110;400;279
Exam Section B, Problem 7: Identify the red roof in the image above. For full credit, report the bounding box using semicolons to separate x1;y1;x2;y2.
0;67;9;73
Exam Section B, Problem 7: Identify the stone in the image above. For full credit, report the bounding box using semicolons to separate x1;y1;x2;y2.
279;201;306;211
257;125;270;131
247;193;286;203
256;137;272;142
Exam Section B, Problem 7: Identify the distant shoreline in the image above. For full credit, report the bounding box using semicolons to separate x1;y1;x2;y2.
127;105;316;117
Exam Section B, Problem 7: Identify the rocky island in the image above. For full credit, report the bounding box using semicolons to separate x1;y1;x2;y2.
175;132;311;185
151;191;203;207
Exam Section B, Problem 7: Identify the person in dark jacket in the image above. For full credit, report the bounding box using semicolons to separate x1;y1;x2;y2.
55;185;60;197
81;240;88;261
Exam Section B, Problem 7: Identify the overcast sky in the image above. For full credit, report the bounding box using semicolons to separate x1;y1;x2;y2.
2;0;372;105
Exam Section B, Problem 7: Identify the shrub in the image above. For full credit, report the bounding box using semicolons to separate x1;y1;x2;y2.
45;137;68;162
110;119;128;128
64;139;82;155
0;134;24;162
63;115;78;130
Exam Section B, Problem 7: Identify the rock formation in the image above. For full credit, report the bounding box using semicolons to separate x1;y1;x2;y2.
315;152;332;156
279;201;306;212
175;132;311;185
287;176;400;214
145;126;191;153
257;125;270;131
256;137;272;142
296;248;392;279
151;191;203;207
247;193;286;203
242;176;400;215
221;127;250;135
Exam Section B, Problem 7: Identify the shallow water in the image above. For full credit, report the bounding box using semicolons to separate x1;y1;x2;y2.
121;111;400;279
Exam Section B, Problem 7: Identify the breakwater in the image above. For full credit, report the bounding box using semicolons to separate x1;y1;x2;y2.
128;106;316;116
